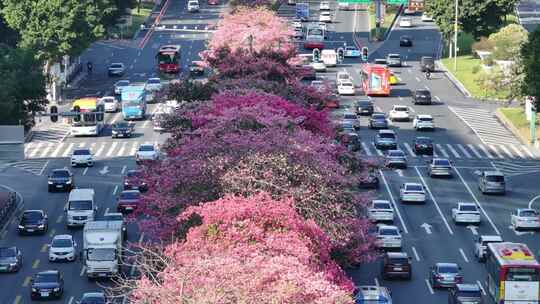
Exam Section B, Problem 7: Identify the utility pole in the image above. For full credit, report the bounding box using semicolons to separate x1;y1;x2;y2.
375;0;381;40
454;0;458;71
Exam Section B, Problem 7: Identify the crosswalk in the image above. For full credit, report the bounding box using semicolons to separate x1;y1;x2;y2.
0;159;49;175
490;160;540;177
30;124;71;143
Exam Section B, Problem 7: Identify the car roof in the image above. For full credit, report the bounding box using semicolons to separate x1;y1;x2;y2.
372;199;390;204
378;129;395;134
484;171;504;176
24;209;45;214
456;284;480;291
387;53;400;57
378;224;399;230
343;111;356;115
122;190;141;194
393;104;407;108
53;234;73;240
52;168;70;172
436;262;458;267
480;235;503;241
458;202;476;206
518;208;537;213
37;270;59;275
110;62;124;66
417;114;433;119
82;292;105;297
387;252;408;258
404;182;422;187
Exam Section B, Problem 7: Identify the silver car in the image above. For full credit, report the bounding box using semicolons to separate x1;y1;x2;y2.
386;53;402;67
478;171;505;194
385;149;407;169
428;158;452;177
342;112;360;130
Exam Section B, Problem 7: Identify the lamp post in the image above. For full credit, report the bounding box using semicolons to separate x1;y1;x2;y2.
454;0;458;71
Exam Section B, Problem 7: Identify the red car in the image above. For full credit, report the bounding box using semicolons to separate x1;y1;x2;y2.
117;190;141;214
208;0;219;4
324;94;340;109
303;40;325;50
123;169;148;192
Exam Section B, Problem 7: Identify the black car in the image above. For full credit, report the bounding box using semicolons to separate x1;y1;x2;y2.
420;56;435;72
381;252;412;280
30;270;64;300
47;169;74;192
413;89;432;105
80;292;107;304
338;132;361;152
18;210;48;235
0;246;22;273
369;113;388;129
358;171;380;189
111;122;134;138
189;62;205;76
355;99;374;115
101;213;128;240
123;169;148;192
399;35;413;47
413;137;434;155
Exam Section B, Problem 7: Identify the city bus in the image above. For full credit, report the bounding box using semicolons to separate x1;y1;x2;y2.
485;242;540;304
70;98;105;136
360;64;391;96
121;86;147;120
304;26;325;50
407;0;424;13
156;45;181;74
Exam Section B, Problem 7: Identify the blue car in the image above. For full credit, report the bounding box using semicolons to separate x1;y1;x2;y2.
355;286;392;304
345;46;360;57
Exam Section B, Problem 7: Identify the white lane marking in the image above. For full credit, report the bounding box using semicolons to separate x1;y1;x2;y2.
106;142;119;157
488;145;504;159
467;144;482;158
509;144;525;159
459;248;470;263
434;96;441;102
403;142;416;157
110;112;122;124
39;143;54;158
424;85;429;90
68;296;74;304
425;279;434;294
415;76;420;82
411;246;421;261
445;144;460;158
29;142;43;158
478;144;495;159
361;142;372;156
38;160;49;176
121;165;127;174
117;142;127;156
435;144;449;158
113;185;118;195
457;144;472;158
80;266;86;276
374;278;380;286
95;143;106;157
83;167;89;176
396;169;404;177
130;142;138;155
398;96;403;101
104;207;109;215
78;142;86;148
498;145;514;159
62;143;75;157
453;167;501;235
414;166;454;235
374;144;383;156
476;280;487;296
379;169;409;234
521;145;535;158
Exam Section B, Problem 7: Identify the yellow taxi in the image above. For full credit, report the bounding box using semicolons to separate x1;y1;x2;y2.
389;72;399;85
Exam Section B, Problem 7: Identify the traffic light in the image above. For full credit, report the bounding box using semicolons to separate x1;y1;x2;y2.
73;105;81;122
96;104;104;122
361;47;368;61
337;48;344;63
50;106;58;123
313;48;321;62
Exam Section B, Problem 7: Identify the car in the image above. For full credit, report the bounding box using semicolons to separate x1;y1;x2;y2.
287;0;295;5
0;246;22;273
413;114;435;131
319;1;330;10
297;65;316;81
337;81;355;95
111;122;134;138
189;61;205;76
47;169;74;192
304;39;325;50
124;169;148;192
388;105;411;121
375;224;402;250
208;0;219;4
473;235;503;262
79;292;108;304
311;61;327;72
358;171;380;189
310;80;325;91
324;94;340;109
342;112;360;129
385;149;407;169
187;0;200;12
71;148;93;167
135;144;159;164
420;56;435;72
421;13;434;22
428;158;453;177
337;71;351;82
336;121;356;133
338;2;351;10
413;88;432;105
511;208;540;230
399;183;426;203
30;270;64;300
403;8;415;15
374;130;397;150
374;58;387;66
145;78;162;91
101;212;128;239
18;210;48;235
319;11;331;22
48;234;77;262
338;132;361;151
386;53;402;67
369;113;388;129
114;80;130;95
101;96;119;113
293;28;304;40
452;202;481;224
108;63;125;76
292;19;303;29
356;98;374;116
117;190;141;213
381;252;412;280
344;46;360;57
354;286;393;303
413;137;434;155
478;171;506;194
399;17;413;27
429;263;463;289
448;284;483;304
368;200;394;222
389;72;399;85
399;35;413;47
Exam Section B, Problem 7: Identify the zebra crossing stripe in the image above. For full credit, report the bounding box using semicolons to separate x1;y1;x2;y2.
521;146;535;158
62;143;75;157
130;142;138;155
39;143;54;158
467;144;482;158
117;142;127;157
50;142;65;158
106;142;119;157
28;142;43;158
95;144;106;157
456;144;472;158
446;144;460;158
78;142;86;148
402;143;416;157
436;144;449;158
488;145;504;159
498;145;515;159
478;145;495;159
508;145;525;159
361;142;372;156
90;142;97;153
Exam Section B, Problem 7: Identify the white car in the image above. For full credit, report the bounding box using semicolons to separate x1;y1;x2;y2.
48;234;76;262
319;12;331;23
319;1;330;10
187;0;200;12
318;22;327;33
337;71;351;82
292;20;302;29
399;17;413;27
135;144;159;163
413;114;435;131
511;208;540;230
101;96;119;113
71;148;93;167
452;202;481;224
375;225;402;249
338;2;350;10
368;200;394;222
337;81;355;95
342;112;360;129
474;235;503;262
389;105;411;121
421;13;434;22
114;80;130;95
145;78;162;91
399;183;426;203
344;46;360;57
311;61;327;72
310;80;325;91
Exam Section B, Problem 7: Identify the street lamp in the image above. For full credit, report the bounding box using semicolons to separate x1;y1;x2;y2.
454;0;458;71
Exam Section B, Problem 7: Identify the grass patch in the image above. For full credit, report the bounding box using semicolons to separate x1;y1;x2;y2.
442;32;474;57
499;108;540;143
108;2;154;39
369;5;399;40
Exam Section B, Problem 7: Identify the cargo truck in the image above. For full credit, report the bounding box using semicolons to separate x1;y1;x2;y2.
83;221;123;279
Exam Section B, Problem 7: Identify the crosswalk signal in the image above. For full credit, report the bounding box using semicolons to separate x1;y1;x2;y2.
337;47;344;63
73;105;81;122
50;106;58;123
313;48;321;62
361;47;368;61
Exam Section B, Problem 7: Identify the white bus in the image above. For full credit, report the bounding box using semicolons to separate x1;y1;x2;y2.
70;98;105;136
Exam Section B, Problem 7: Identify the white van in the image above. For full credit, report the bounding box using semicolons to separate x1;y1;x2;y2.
321;49;337;67
65;188;97;227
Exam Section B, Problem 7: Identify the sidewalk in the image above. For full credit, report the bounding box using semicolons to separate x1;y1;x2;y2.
0;185;24;238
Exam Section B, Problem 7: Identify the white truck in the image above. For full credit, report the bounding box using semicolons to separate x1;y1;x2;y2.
83;221;123;279
321;49;337;67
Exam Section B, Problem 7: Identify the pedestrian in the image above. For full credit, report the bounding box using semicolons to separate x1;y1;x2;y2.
87;61;93;74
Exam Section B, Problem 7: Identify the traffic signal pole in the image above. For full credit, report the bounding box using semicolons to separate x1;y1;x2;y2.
375;0;381;39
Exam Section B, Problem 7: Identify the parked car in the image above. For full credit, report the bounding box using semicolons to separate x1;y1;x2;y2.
114;80;130;94
381;252;412;280
428;158;453;177
145;78;162;91
429;263;463;289
356;99;374;116
0;246;22;273
48;234;76;262
187;0;200;12
385;149;407;169
478;171;506;194
511;208;540;230
79;292;108;304
452;202;481;225
337;81;355;95
413;88;432;105
71;148;93;167
47;169;74;192
399;183;426;203
399;17;413;27
344;46;360;57
30;270;64;300
375;225;402;250
386;53;402;67
399;35;413;47
413;137;434;155
374;130;397;150
389;105;411;121
124;169;148;192
101;96;119;112
18;210;48;235
369;113;388;129
319;11;331;22
448;284;483;304
111;122;134;138
108;63;125;76
368;200;394;222
420;56;436;72
413;114;435;131
474;235;503;262
117;190;142;214
135;144;159;164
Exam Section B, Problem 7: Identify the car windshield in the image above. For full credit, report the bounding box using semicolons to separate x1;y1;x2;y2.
388;55;400;59
520;210;538;217
461;205;478;212
417;90;430;96
23;211;42;220
127;170;142;178
114;122;129;128
73;149;90;156
380;228;398;236
389;257;408;264
423;57;435;63
340;82;353;87
406;185;423;192
69;200;92;210
486;175;504;182
35;273;58;283
52;170;69;178
87;248;116;261
416;138;432;144
82;295;106;304
419;117;433;121
103;214;123;221
0;248;16;257
389;151;404;157
340;122;354;128
372;114;385;120
110;64;123;69
434;159;451;166
456;290;481;298
103;98;115;103
139;145;154;152
438;265;458;273
343;114;357;120
401;36;411;40
373;202;391;209
379;133;395;139
52;238;72;248
147;79;160;84
395;107;408;112
121;191;140;200
116;81;129;86
346;47;357;51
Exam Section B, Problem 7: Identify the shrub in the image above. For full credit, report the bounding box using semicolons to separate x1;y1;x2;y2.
472;37;495;54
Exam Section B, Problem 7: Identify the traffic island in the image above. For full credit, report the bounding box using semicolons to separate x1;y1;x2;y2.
496;108;540;147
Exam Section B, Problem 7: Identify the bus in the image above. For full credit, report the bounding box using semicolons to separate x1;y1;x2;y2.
360;64;391;96
121;86;147;120
407;0;424;13
485;242;540;304
156;45;181;74
70;98;105;136
304;26;325;50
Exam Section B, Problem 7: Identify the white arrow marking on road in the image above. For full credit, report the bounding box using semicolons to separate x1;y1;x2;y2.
509;225;535;236
99;166;109;175
467;225;478;235
421;223;432;234
396;169;404;177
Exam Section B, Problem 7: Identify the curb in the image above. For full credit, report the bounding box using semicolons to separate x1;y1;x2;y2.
495;109;536;147
0;184;24;238
436;60;472;98
369;4;403;43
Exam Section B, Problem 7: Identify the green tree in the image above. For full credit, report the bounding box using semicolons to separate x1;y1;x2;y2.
0;46;47;127
521;28;540;109
489;24;528;60
1;0;116;64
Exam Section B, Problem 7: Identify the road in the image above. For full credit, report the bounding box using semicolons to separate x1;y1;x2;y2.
0;0;225;303
517;0;540;32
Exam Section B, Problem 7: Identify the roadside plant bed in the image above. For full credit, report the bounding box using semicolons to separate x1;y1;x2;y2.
498;108;540;143
369;5;399;41
108;2;154;39
0;191;16;230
